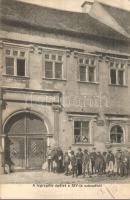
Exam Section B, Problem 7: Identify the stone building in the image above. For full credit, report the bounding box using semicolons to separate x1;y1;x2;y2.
0;0;130;171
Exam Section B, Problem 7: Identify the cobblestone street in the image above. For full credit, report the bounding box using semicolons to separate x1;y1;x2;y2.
0;171;130;184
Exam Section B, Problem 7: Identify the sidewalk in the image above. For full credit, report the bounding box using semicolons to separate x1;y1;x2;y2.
0;171;130;184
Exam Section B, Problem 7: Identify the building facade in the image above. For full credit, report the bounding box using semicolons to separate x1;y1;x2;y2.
0;0;130;171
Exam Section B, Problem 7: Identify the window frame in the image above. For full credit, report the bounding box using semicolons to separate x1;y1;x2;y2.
73;120;91;144
78;55;98;83
43;51;64;80
109;59;127;86
4;47;28;77
109;124;125;144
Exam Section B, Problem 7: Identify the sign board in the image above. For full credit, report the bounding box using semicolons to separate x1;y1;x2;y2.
97;120;105;126
3;90;60;104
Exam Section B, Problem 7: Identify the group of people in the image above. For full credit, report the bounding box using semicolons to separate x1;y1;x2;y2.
46;146;130;178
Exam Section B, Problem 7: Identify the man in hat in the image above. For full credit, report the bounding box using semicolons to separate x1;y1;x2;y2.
115;148;122;175
120;149;129;177
95;152;104;175
46;146;53;172
82;149;90;177
102;152;107;174
63;152;70;176
76;148;83;176
128;149;130;175
70;151;77;177
90;147;97;174
106;150;115;176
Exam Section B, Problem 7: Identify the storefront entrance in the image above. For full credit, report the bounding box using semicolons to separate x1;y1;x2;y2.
4;112;48;170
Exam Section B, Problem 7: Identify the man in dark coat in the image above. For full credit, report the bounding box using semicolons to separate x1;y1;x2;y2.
90;147;97;174
95;152;104;175
46;146;53;172
120;150;129;177
82;149;90;177
102;152;107;174
115;148;122;175
76;148;83;176
106;150;115;176
56;147;63;173
70;151;77;177
128;150;130;175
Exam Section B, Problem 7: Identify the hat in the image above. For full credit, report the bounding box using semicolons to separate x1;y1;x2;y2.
78;148;82;151
84;149;88;153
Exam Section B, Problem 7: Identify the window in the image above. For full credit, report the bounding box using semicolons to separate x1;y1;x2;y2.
79;56;97;83
74;121;89;143
80;66;86;81
110;60;126;86
110;69;116;84
55;62;62;79
5;48;26;77
44;53;63;79
45;61;53;78
110;125;124;144
118;70;124;85
17;59;25;76
88;66;95;82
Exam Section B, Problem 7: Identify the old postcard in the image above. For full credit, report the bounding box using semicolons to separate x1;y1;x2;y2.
0;0;130;199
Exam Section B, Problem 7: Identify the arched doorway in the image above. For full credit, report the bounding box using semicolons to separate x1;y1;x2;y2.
4;111;48;170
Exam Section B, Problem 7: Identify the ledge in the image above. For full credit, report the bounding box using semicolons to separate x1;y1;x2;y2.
77;81;99;85
1;87;62;94
2;74;30;80
109;84;128;88
72;143;94;146
42;77;67;82
105;143;125;148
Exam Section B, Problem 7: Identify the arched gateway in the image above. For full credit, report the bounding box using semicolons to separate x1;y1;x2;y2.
4;111;48;170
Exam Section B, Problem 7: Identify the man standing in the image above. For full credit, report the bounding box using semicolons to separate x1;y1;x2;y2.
128;149;130;175
102;152;107;174
115;148;122;175
82;149;90;177
120;150;129;177
95;152;104;175
63;152;70;176
70;151;77;177
106;150;115;176
57;147;63;173
76;148;83;176
90;147;97;175
46;146;52;172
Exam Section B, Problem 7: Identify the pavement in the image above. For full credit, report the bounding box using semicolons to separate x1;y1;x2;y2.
0;171;130;184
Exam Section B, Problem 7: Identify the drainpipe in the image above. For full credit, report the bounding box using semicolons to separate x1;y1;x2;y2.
0;87;4;174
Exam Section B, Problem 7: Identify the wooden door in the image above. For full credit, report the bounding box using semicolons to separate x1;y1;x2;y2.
27;137;46;169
